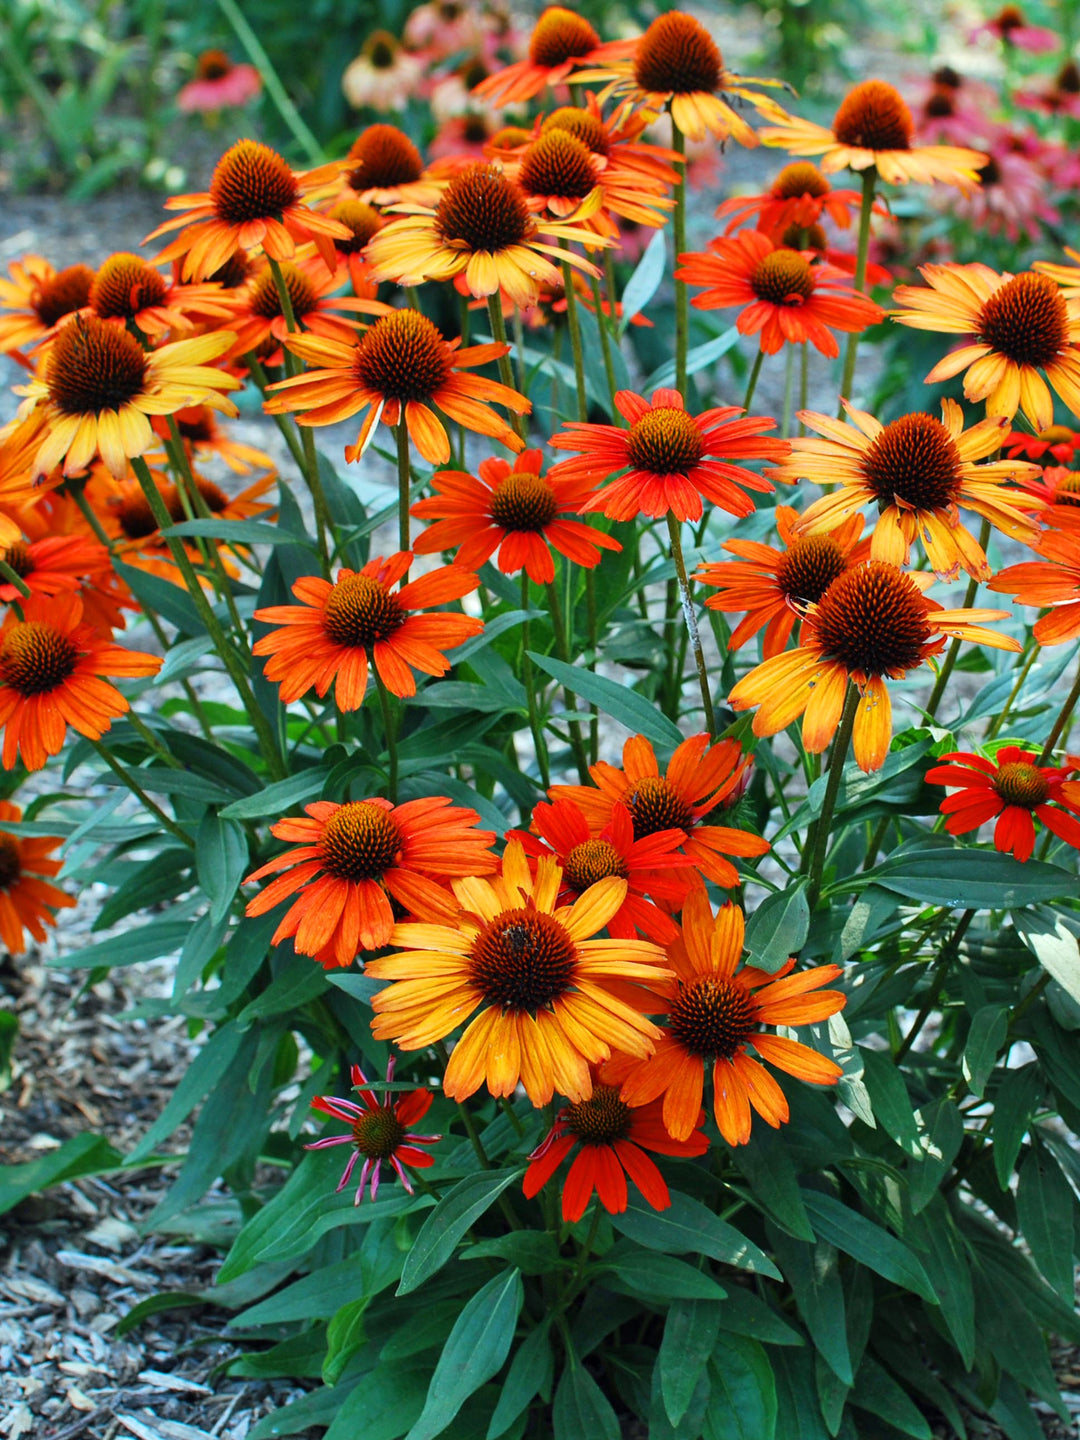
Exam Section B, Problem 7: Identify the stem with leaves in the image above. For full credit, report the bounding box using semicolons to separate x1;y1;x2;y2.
805;683;859;909
837;167;877;413
665;513;715;736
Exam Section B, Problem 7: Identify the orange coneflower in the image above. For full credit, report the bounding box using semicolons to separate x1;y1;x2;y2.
364;162;605;309
507;798;696;943
223;253;370;362
715;161;865;237
694;504;866;658
0;800;76;955
16;315;240;480
926;747;1080;862
509;125;674;240
411;448;621;584
366;839;672;1106
890;265;1080;431
144;139;349;280
15;494;132;632
547;387;786;524
243;795;497;965
472;7;628;107
989;525;1080;644
729;561;1021;772
264;305;528;466
151;405;275;476
324;200;384;297
573;10;786;146
519;96;681;194
0;257;95;358
772;400;1041;580
607;892;845;1144
760;79;987;189
88;252;234;336
550;733;767;889
252;551;483;708
1015;465;1080;512
676;231;883;359
0;412;58;544
0;594;160;770
338;125;443;209
0;531;113;609
523;1076;709;1221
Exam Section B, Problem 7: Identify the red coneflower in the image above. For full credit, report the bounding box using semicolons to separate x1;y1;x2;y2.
252;552;483;708
550;733;768;888
509;125;674;240
715;161;865;237
523;1077;709;1221
411;448;620;584
547;387;786;524
676;231;883;358
0;532;114;609
1004;424;1080;468
0;594;161;771
243;794;497;966
0;800;75;955
926;747;1080;861
224;253;370;362
338;124;443;209
305;1058;440;1204
178;49;262;113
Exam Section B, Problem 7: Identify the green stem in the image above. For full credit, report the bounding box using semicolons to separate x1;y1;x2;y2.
561;259;589;421
894;909;975;1062
1038;658;1080;762
498;1095;525;1140
126;710;183;768
666;513;715;736
395;422;412;553
672;123;689;395
546;578;591;783
247;353;307;471
805;683;859;909
986;640;1040;741
520;571;551;791
214;0;323;164
89;739;194;849
165;419;247;637
837;167;877;414
585;568;598;763
799;344;809;434
924;520;991;722
742;350;764;411
374;667;399;803
781;344;795;440
0;560;30;598
589;272;619;417
486;296;526;440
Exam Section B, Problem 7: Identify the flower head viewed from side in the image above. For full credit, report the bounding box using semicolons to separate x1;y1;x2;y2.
548;388;786;524
550;733;767;888
0;594;161;771
88;252;235;337
926;748;1080;862
715;161;864;237
366;839;671;1106
676;231;883;358
265;305;529;466
891;265;1080;431
177;50;262;113
305;1059;440;1204
760;79;988;188
0;256;95;356
471;8;623;107
523;1078;709;1221
244;795;496;967
989;525;1080;644
772;400;1041;579
411;448;621;584
0;800;75;955
607;893;845;1144
252;552;483;709
729;561;1022;771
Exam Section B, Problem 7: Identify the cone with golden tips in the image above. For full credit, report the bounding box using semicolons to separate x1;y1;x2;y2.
88;252;235;336
340;124;443;209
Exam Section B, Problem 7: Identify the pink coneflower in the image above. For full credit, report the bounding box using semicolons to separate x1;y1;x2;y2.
949;136;1060;243
1016;59;1080;116
428;112;499;161
971;5;1059;51
178;50;262;113
907;68;997;146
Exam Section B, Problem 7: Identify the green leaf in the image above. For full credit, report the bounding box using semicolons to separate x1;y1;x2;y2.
235;953;329;1027
601;1249;728;1302
248;1380;364;1440
861;1048;921;1158
527;652;683;748
732;1124;814;1241
49;920;190;969
855;846;1074;908
1017;1142;1076;1301
713;1287;802;1347
619;228;666;330
115;1291;207;1338
909;1100;963;1213
220;768;327;820
93;848;193;931
0;1133;123;1216
993;1064;1042;1190
324;1295;370;1385
398;1168;521;1294
552;1357;621;1440
744;882;810;974
903;1201;976;1368
659;1298;723;1427
461;1231;562;1275
406;1268;523;1440
236;1253;372;1327
771;1349;832;1440
163;517;306;545
486;1321;553;1439
113;558;203;635
776;740;934;843
1014;908;1080;1004
840;886;900;961
129;1023;245;1161
645;325;740;391
119;767;234;804
850;1356;931;1439
768;1230;850;1385
962;1004;1008;1099
800;1190;936;1302
324;1359;431;1440
610;1193;781;1278
196;814;249;926
704;1335;777;1440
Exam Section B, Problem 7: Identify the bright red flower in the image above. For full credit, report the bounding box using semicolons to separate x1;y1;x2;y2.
0;799;75;955
926;747;1080;862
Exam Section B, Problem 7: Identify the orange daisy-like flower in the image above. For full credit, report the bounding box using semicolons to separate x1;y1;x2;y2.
264;305;528;467
926;747;1080;862
88;252;234;337
366;839;671;1106
0;256;95;358
243;795;497;965
547;387;786;524
471;7;628;107
0;413;60;545
0;593;160;771
507;798;696;943
364;162;605;309
324;200;384;298
694;504;866;659
144;139;349;280
1015;465;1080;512
772;400;1041;580
608;892;845;1145
551;733;767;889
151;405;275;476
676;231;883;359
0;532;113;609
523;1077;708;1222
1004;424;1080;467
252;552;483;708
519;96;681;195
729;561;1021;772
15;496;132;633
989;525;1080;644
410;448;620;585
17;315;240;480
760;79;987;189
0;799;76;955
338;125;443;209
715;161;865;238
305;1058;441;1204
573;10;787;146
509;124;674;239
224;253;369;362
890;264;1080;431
